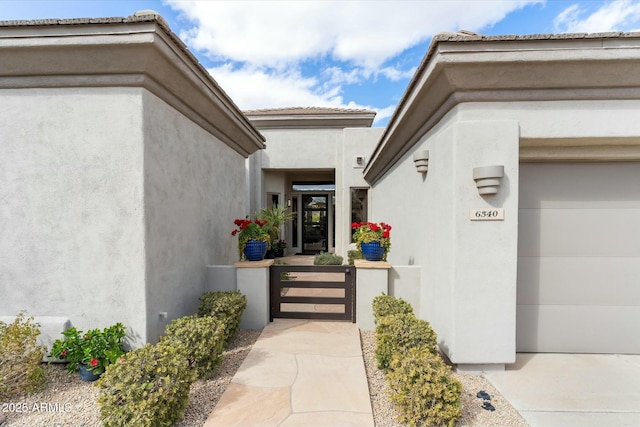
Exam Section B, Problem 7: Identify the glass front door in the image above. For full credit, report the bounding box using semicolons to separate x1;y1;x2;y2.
302;195;328;254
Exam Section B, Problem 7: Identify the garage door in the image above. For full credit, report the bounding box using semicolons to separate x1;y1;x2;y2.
517;162;640;353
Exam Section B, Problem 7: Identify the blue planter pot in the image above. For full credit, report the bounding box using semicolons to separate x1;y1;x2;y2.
78;364;101;382
244;240;268;261
360;241;385;261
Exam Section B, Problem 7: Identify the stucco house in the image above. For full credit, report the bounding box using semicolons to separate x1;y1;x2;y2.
0;12;264;346
364;31;640;370
223;31;640;371
244;107;382;256
1;12;639;371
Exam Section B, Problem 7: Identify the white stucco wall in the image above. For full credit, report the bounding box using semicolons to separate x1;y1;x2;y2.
249;127;382;256
248;128;341;215
370;107;519;366
0;87;147;346
257;129;341;169
143;91;247;343
371;98;640;366
335;128;385;259
456;100;640;139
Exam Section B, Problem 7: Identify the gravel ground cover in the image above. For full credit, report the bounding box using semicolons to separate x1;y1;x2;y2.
3;327;529;427
1;329;261;427
360;330;530;427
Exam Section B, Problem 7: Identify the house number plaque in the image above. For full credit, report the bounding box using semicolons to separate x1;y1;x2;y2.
470;208;504;221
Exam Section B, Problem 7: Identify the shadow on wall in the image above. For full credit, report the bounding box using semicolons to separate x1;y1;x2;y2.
388;265;421;318
206;265;237;293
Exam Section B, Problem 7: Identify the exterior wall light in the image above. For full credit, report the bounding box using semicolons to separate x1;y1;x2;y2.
473;165;504;195
413;150;429;174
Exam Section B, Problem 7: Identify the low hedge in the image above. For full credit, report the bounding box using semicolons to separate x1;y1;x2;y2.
387;347;462;427
347;249;364;265
197;291;247;343
375;313;438;371
314;252;344;265
0;312;46;398
160;315;225;379
372;293;414;320
372;294;462;427
97;342;197;427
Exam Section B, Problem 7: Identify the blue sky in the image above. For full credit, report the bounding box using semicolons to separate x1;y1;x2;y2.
2;0;640;127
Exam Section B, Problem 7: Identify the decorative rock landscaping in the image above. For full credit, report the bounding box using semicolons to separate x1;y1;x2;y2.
2;327;529;427
2;330;260;427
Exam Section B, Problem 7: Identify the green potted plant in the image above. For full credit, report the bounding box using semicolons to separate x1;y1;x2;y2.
257;206;294;257
231;218;271;261
49;323;126;381
351;221;392;261
271;239;287;257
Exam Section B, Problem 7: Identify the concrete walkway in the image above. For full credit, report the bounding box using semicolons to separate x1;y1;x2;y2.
485;353;640;427
204;319;374;427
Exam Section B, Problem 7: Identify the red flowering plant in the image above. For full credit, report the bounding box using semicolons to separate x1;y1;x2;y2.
231;217;271;259
49;323;126;375
351;221;392;261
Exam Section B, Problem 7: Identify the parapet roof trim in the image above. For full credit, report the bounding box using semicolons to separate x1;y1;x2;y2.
244;106;377;129
364;30;640;183
0;12;266;156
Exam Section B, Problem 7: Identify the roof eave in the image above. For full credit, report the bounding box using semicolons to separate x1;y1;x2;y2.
364;32;640;183
0;14;265;157
246;112;376;130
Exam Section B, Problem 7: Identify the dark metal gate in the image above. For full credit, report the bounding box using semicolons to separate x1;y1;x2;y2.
270;264;355;322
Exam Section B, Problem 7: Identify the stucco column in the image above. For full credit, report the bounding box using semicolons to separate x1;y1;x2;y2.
235;259;274;330
449;120;519;370
354;260;391;331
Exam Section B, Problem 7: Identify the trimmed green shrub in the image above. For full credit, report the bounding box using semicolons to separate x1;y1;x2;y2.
372;293;414;320
160;315;225;378
197;291;247;343
347;249;364;265
0;312;46;398
387;347;462;427
375;313;438;371
314;252;344;265
97;342;197;427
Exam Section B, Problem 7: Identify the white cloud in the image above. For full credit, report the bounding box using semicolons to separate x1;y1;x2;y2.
208;64;336;110
554;0;640;33
208;64;392;124
167;0;542;69
165;0;543;120
379;66;418;82
372;105;398;125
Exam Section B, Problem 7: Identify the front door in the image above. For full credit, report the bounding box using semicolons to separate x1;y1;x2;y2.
302;194;328;254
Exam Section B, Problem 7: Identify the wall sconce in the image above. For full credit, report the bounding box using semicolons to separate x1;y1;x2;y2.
473;165;504;195
413;150;429;174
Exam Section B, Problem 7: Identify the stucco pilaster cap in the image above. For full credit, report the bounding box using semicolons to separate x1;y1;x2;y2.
354;260;392;269
234;259;275;268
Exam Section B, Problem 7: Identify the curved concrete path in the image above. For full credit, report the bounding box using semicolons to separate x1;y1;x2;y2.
204;319;374;427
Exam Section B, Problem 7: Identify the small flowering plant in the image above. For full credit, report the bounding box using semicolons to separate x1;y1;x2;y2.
271;239;287;251
50;323;126;375
231;217;271;259
351;221;392;261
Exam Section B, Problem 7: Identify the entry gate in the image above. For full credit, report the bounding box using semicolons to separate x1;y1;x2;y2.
270;264;355;322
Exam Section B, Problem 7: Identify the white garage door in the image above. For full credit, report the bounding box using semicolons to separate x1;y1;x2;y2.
517;162;640;353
